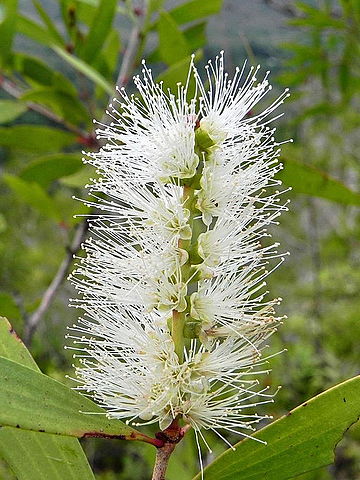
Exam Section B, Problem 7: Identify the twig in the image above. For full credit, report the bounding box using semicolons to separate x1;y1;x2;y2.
152;442;177;480
0;75;89;138
24;220;89;345
116;1;148;88
151;420;188;480
81;429;164;448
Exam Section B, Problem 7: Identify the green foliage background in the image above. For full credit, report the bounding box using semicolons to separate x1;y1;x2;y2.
0;0;359;478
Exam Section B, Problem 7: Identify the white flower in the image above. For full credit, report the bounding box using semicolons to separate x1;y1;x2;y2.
68;51;290;449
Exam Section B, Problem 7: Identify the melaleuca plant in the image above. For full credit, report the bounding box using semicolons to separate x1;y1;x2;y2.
68;52;290;476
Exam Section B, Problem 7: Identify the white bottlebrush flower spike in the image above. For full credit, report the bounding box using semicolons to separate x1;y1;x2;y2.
67;52;290;450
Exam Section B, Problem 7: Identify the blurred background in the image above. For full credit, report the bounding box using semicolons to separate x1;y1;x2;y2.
0;0;359;478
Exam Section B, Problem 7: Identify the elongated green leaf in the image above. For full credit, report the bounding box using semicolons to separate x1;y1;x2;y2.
148;21;206;63
279;158;360;206
0;429;95;480
0;125;76;152
156;51;202;96
149;0;166;15
0;0;18;66
0;317;95;480
14;53;53;85
32;0;64;46
20;88;90;125
0;100;26;124
79;0;117;64
184;22;206;51
52;71;79;96
60;165;97;188
153;0;223;27
194;375;360;480
4;175;62;221
0;214;6;233
14;53;77;95
0;318;37;370
20;153;83;188
96;29;121;79
79;0;98;5
0;296;21;323
0;354;140;439
75;1;98;26
289;2;345;29
53;46;113;95
17;14;55;46
158;11;190;65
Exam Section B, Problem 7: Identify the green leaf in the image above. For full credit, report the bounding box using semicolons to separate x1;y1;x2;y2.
0;0;18;66
78;0;117;64
194;375;360;480
17;14;55;46
0;214;7;233
20;153;83;188
157;11;190;65
0;430;95;480
13;54;77;95
20;88;90;125
184;22;206;51
338;39;354;100
86;30;121;87
0;318;37;368
0;354;141;440
149;21;205;63
100;29;121;78
4;175;62;221
14;53;53;85
0;317;95;480
279;158;360;206
282;44;323;66
53;194;90;226
158;0;223;26
156;51;202;96
290;102;336;123
148;0;166;15
53;46;113;95
0;100;26;124
75;0;126;17
32;0;64;46
0;296;21;322
60;164;97;188
0;125;76;152
52;71;79;96
75;1;98;26
290;2;345;29
276;69;310;88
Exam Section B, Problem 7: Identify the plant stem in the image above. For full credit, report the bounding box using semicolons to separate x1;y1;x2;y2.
172;310;185;363
81;430;164;448
24;220;89;345
151;419;184;480
170;131;213;362
0;75;89;138
116;0;148;88
151;442;177;480
171;185;194;363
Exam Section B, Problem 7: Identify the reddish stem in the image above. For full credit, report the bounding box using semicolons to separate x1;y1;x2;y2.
151;419;188;480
